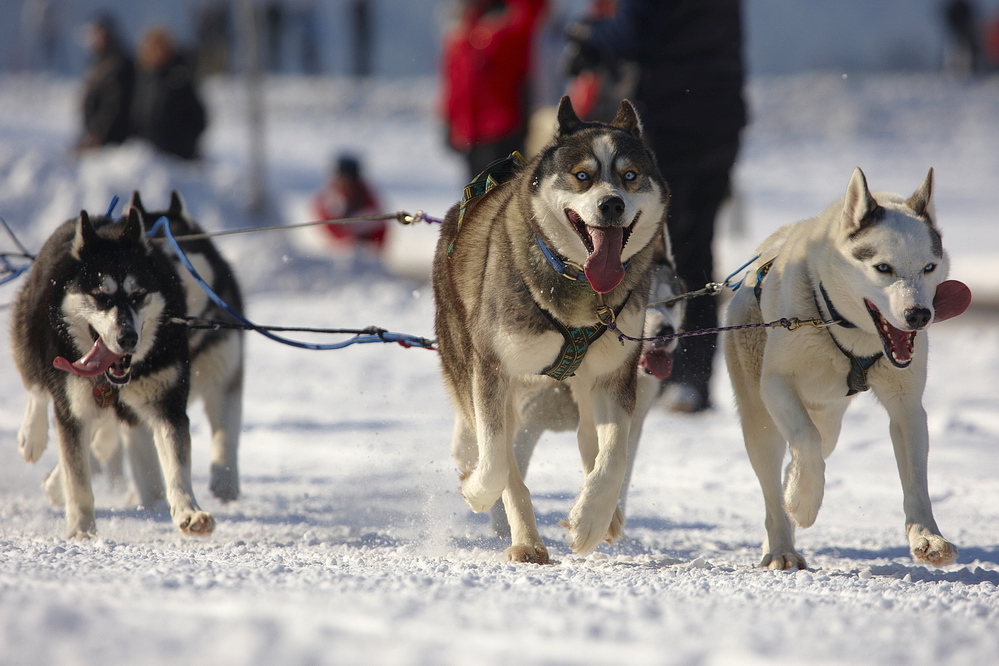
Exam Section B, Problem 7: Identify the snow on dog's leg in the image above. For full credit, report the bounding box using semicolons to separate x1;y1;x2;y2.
18;387;50;463
877;389;957;567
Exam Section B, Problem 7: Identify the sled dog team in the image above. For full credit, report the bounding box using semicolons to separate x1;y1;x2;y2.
10;97;972;570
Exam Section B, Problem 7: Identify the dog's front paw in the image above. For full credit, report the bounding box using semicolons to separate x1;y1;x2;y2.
505;541;551;564
210;463;240;503
908;527;958;567
760;550;807;571
18;424;47;463
177;510;215;536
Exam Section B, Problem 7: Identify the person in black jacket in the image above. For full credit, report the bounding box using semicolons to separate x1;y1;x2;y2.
565;0;747;412
132;27;207;161
76;14;134;152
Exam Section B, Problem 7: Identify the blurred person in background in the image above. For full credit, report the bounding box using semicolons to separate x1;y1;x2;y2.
440;0;549;180
942;0;982;74
564;0;746;413
132;27;207;161
311;154;387;252
76;13;134;153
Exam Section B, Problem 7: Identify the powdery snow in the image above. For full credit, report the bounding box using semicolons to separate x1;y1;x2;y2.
1;74;998;665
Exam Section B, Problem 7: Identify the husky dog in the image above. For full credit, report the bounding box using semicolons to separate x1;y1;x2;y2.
432;97;669;563
725;168;972;570
12;209;214;538
490;235;685;536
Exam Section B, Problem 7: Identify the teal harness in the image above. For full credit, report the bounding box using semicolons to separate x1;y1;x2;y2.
751;257;881;396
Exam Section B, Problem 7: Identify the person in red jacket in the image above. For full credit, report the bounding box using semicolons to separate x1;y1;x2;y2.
311;154;387;251
440;0;548;180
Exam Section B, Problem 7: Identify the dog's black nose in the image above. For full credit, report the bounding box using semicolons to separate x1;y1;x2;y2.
598;195;625;222
118;328;138;352
904;307;932;330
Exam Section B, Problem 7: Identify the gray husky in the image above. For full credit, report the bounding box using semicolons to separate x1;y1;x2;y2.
432;97;669;563
725;167;971;570
12;209;214;538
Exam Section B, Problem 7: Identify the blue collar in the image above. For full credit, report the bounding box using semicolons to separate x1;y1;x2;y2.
535;236;588;282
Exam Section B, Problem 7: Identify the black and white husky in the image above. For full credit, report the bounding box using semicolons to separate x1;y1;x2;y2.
39;191;245;509
12;208;214;538
432;97;669;563
725;168;972;570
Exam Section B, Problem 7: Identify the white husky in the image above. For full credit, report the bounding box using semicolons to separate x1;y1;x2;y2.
725;167;971;570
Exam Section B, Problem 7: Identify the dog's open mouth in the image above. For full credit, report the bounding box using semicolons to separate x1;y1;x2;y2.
864;300;915;368
53;335;133;384
565;208;637;293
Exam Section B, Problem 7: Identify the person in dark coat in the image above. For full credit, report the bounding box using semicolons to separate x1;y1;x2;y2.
76;14;134;152
132;27;207;161
565;0;747;412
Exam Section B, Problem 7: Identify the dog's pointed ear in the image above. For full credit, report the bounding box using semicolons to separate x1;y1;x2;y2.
168;190;186;218
906;167;936;223
610;99;643;138
127;190;145;216
123;207;147;247
71;211;98;260
841;167;882;235
555;96;584;137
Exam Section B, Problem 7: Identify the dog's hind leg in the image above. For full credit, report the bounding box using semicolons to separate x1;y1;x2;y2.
18;387;50;463
491;417;544;538
728;337;806;570
567;382;630;554
205;370;243;502
877;388;958;567
501;441;550;564
122;423;166;508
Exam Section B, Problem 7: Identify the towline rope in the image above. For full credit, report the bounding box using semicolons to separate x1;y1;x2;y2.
149;216;436;351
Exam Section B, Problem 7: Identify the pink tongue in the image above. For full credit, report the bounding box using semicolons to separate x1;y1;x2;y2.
640;348;673;380
933;280;972;323
583;226;625;294
53;339;123;378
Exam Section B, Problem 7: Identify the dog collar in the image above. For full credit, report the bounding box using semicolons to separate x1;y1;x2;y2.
535;235;588;282
812;284;882;395
816;283;857;329
536;293;631;381
534;234;631;286
92;381;118;409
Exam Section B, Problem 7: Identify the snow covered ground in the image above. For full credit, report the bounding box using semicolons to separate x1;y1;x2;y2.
1;73;999;665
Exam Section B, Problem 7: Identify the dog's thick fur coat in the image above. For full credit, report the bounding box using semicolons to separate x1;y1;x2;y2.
432;97;668;563
725;167;971;570
11;209;214;538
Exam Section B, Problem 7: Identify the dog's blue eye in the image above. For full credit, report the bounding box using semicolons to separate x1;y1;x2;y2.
923;263;937;273
623;171;637;181
575;171;589;182
874;263;892;274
